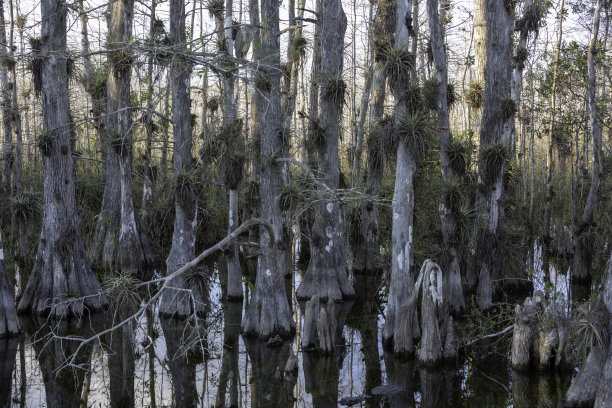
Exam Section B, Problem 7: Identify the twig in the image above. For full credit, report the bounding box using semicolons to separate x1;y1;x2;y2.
462;325;513;348
57;218;273;369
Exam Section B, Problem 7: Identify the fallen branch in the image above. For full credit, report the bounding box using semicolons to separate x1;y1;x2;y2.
462;325;513;348
56;218;273;369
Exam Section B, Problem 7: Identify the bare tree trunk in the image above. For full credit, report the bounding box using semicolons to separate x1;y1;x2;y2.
296;0;355;302
106;0;155;279
160;0;204;317
142;0;158;215
0;0;14;195
17;0;106;317
427;0;464;314
542;0;564;281
383;0;420;350
241;0;295;339
474;0;513;310
572;0;602;283
351;2;391;274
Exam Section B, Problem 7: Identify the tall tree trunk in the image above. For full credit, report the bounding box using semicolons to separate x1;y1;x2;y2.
351;2;392;274
0;0;14;195
474;0;513;310
428;0;465;314
219;0;244;301
383;0;420;351
296;0;355;302
572;0;602;284
542;0;564;281
106;0;155;279
142;0;158;215
17;0;106;317
160;0;204;318
241;0;295;339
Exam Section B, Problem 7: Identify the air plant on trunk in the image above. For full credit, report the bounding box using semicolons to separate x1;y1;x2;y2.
479;142;508;186
382;45;413;90
465;80;484;109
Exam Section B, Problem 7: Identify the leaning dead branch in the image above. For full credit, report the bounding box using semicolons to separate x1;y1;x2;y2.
52;218;273;370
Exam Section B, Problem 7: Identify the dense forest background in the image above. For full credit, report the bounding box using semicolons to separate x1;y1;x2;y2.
0;0;611;403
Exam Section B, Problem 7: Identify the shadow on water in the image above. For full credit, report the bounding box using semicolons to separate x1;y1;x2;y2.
7;269;580;407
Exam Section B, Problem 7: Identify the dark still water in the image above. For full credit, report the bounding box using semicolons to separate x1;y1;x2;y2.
2;272;574;408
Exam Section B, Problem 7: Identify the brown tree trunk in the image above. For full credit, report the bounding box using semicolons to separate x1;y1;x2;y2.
296;0;355;302
17;0;106;317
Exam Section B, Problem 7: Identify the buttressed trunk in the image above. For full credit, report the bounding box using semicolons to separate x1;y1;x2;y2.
241;0;294;339
296;0;355;302
474;0;513;310
383;0;419;350
160;0;204;318
427;0;465;314
17;0;106;317
106;0;155;280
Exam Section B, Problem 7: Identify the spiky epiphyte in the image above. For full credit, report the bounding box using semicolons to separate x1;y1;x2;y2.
479;142;508;185
291;34;308;65
465;81;484;109
514;46;529;69
206;0;224;18
446;138;467;175
11;192;39;220
422;77;439;111
500;95;516;120
323;75;347;106
382;46;413;88
396;110;433;158
516;0;548;33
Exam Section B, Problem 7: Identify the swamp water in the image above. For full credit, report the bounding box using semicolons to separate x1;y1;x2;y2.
2;253;583;408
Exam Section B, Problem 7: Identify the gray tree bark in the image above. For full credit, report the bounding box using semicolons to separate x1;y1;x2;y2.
161;318;199;408
383;0;419;349
17;0;106;317
0;231;19;336
241;0;294;339
572;0;602;283
296;0;355;302
106;0;155;280
0;336;19;407
427;0;464;314
0;0;13;195
160;0;205;318
474;0;513;310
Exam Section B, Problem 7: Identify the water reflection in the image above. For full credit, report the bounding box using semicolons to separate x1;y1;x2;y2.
0;336;20;408
5;272;580;407
21;317;98;408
